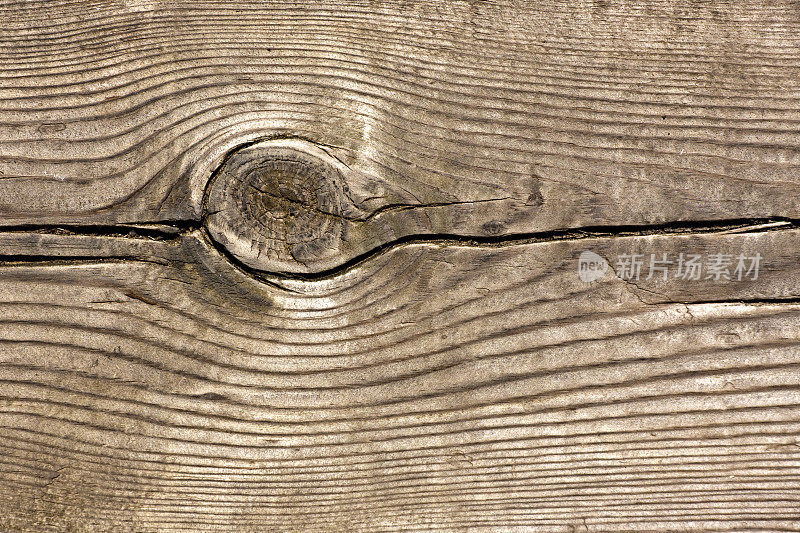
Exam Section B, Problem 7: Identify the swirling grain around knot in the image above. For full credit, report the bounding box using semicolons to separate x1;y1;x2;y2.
203;139;352;274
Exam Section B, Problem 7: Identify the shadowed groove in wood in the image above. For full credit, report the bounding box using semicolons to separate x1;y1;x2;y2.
0;215;798;278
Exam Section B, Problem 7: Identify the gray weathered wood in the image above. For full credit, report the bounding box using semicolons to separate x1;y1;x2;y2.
1;228;800;530
2;0;800;530
2;0;800;233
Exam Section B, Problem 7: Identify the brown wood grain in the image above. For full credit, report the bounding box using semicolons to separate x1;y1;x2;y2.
2;0;800;531
0;228;799;530
2;0;800;233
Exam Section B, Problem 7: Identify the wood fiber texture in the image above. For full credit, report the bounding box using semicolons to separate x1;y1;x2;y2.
3;0;800;230
2;0;800;531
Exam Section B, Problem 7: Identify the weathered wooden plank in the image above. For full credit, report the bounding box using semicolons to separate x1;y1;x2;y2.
1;227;800;530
2;0;800;234
4;0;800;530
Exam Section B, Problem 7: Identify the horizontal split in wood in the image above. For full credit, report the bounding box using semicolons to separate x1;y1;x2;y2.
0;216;797;279
0;220;799;301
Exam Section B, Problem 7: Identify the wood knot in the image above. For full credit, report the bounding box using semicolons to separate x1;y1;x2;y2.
204;139;351;273
202;138;531;276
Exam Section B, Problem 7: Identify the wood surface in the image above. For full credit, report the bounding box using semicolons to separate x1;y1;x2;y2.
3;0;800;232
2;0;800;531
